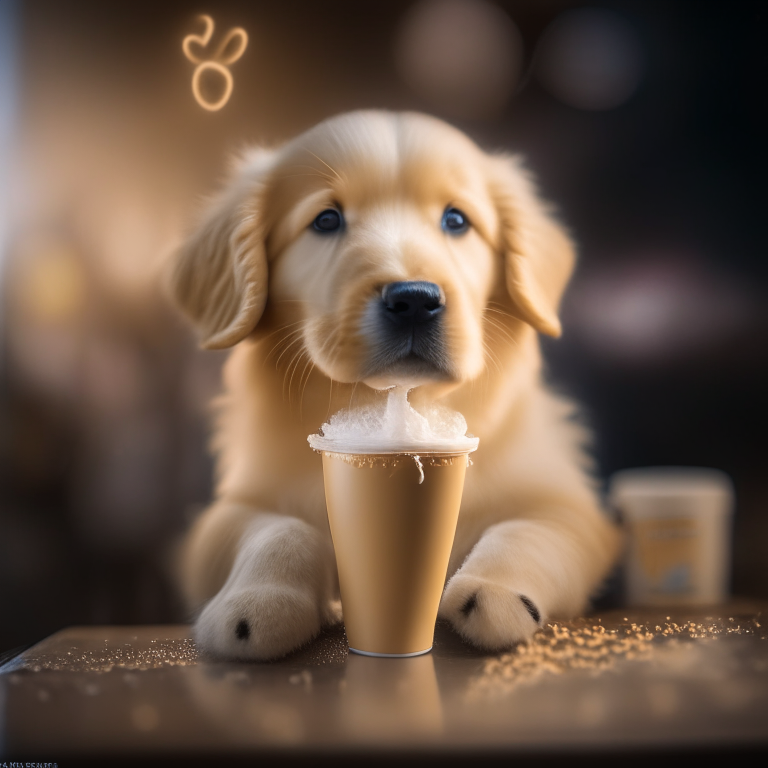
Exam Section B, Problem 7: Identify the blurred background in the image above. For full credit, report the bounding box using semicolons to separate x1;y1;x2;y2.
0;0;766;656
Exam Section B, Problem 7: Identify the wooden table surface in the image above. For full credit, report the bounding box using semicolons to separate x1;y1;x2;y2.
2;600;767;765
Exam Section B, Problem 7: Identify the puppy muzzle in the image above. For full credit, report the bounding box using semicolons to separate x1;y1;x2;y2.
361;280;454;386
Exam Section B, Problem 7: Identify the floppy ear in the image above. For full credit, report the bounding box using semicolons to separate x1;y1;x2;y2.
169;149;274;349
487;155;575;338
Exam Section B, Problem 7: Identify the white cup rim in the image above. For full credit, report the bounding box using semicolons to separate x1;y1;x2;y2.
308;434;479;456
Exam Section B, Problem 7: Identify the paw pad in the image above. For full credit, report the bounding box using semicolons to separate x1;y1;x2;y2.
460;593;478;616
235;619;250;640
519;595;541;625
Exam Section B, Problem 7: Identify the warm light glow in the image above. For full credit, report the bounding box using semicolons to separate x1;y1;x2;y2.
191;61;234;112
394;0;522;118
182;15;248;111
17;238;86;322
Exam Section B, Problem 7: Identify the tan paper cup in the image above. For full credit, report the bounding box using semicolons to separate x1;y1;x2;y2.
320;450;473;657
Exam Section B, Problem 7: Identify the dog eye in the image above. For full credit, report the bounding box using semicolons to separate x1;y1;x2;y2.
312;209;343;233
441;207;470;235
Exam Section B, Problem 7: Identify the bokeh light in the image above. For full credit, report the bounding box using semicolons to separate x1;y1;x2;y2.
564;255;755;364
15;236;86;323
394;0;523;118
535;8;645;111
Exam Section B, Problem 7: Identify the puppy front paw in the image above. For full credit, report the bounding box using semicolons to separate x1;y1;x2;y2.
439;573;543;650
195;583;323;661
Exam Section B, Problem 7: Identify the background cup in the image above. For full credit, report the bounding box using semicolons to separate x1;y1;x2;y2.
609;467;734;606
321;451;470;657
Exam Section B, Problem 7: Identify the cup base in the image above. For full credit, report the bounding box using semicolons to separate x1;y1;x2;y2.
349;646;432;658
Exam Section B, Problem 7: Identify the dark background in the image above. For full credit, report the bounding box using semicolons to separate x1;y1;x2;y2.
0;0;766;656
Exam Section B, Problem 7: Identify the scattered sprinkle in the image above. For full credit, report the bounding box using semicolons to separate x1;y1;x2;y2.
20;638;199;673
469;615;765;699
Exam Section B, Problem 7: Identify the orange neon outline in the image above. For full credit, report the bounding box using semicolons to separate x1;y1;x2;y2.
191;61;233;112
183;14;248;111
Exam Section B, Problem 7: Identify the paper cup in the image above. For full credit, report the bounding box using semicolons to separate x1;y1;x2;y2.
609;467;734;606
319;450;473;657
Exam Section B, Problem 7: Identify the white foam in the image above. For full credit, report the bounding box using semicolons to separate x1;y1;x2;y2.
307;387;479;455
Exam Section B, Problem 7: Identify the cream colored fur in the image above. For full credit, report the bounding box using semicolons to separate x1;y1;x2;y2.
170;111;621;660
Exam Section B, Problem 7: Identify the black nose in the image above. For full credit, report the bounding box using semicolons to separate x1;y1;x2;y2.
381;281;444;325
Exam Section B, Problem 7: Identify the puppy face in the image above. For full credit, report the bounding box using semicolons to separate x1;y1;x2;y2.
171;111;574;390
266;113;502;387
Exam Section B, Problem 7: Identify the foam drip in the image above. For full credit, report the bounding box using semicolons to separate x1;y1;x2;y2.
308;387;479;456
413;455;424;484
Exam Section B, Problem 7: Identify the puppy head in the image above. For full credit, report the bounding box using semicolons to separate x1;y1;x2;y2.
170;111;574;388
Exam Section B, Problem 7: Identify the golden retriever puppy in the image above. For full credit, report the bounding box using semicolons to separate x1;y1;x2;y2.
170;110;621;660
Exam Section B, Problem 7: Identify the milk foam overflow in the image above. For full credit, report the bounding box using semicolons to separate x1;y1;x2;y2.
307;387;479;456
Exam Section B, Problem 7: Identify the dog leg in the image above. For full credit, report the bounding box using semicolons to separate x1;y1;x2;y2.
181;504;339;660
439;517;617;650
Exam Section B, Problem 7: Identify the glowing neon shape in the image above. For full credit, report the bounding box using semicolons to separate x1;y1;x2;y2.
182;15;248;111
